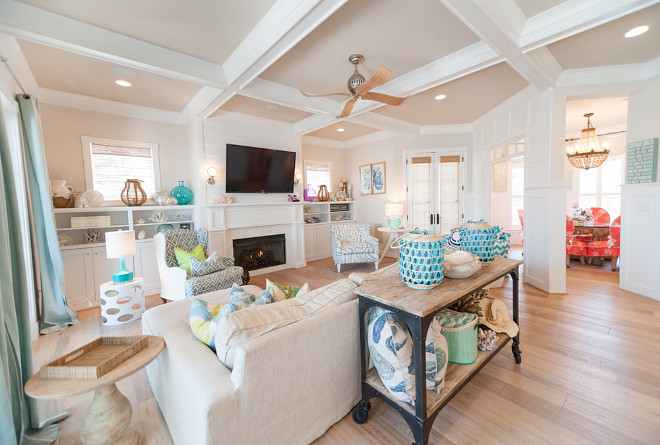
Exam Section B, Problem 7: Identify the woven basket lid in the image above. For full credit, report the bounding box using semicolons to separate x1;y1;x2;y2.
435;310;476;328
460;219;492;230
399;230;443;243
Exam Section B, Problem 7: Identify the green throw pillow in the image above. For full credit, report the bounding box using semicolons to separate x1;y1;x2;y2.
175;244;206;272
266;278;309;301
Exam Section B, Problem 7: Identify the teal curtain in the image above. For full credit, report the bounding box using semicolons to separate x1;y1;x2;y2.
16;96;78;334
0;98;59;444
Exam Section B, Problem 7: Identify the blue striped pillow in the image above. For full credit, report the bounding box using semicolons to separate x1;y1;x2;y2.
190;251;225;276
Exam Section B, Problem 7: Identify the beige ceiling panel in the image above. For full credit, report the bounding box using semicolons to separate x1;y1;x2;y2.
18;40;201;112
515;0;566;18
19;0;277;64
306;122;380;141
260;0;480;97
547;4;660;69
212;95;312;122
372;63;528;125
565;97;628;134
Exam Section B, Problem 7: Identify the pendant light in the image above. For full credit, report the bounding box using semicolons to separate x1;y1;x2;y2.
566;113;609;170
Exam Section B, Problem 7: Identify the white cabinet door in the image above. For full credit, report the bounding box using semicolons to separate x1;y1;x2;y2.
304;226;316;260
134;241;160;295
317;224;332;259
61;248;95;310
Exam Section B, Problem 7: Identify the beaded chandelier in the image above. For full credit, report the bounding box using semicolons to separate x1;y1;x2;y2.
566;113;609;170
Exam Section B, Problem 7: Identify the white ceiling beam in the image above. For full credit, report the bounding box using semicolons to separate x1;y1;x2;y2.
346;113;420;136
520;0;657;51
224;0;348;88
440;0;558;89
0;0;225;88
0;34;39;96
181;86;225;122
240;77;339;116
557;56;660;87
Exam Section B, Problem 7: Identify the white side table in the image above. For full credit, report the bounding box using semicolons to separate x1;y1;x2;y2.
377;227;410;262
100;278;145;326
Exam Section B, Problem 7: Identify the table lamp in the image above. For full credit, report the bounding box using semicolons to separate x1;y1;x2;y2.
385;203;405;229
105;230;136;283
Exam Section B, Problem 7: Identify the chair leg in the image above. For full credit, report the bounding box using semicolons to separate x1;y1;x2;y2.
580;256;586;265
161;297;168;305
336;264;341;273
611;256;618;271
566;254;570;268
375;261;379;271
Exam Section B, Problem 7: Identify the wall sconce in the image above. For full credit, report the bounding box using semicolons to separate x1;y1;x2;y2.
294;172;302;185
207;167;217;184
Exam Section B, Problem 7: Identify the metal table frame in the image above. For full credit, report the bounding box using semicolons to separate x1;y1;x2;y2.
354;265;521;445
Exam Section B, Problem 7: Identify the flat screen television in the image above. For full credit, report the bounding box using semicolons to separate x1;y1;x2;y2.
225;144;296;193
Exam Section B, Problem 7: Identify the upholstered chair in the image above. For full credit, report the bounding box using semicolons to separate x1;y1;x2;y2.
590;207;611;226
154;228;244;301
331;224;379;273
566;217;589;267
586;216;621;271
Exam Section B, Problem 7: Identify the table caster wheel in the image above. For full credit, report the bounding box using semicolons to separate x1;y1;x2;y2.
352;401;370;424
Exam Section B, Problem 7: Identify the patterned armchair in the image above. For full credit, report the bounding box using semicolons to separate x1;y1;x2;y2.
586;216;621;271
154;228;244;301
590;207;610;226
331;224;379;273
566;217;589;266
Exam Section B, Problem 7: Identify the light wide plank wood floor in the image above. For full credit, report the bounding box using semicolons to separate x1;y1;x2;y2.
33;252;660;444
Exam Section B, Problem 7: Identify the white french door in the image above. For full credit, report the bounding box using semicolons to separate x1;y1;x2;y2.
405;152;464;235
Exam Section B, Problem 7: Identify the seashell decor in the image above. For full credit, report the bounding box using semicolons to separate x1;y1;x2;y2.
149;212;168;223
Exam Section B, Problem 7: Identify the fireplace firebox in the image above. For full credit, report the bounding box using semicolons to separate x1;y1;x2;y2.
233;234;286;271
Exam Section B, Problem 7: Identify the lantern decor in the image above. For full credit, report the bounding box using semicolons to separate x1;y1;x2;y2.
566;113;609;170
317;185;330;201
121;179;147;206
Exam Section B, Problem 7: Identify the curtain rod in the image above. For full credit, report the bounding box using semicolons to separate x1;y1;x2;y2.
0;52;29;98
565;130;626;143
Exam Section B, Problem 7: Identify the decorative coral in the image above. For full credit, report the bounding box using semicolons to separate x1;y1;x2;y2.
449;289;488;317
478;328;499;351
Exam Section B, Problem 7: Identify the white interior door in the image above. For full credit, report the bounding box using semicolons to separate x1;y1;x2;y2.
406;152;464;235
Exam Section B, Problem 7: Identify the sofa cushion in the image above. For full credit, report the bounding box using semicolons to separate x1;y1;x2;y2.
335;240;373;254
265;278;310;301
175;244;206;272
190;251;226;277
215;278;357;368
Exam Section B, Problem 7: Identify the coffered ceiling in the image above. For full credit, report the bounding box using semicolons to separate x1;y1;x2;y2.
0;0;658;143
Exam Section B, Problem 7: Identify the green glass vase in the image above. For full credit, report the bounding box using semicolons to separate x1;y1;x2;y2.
171;180;193;205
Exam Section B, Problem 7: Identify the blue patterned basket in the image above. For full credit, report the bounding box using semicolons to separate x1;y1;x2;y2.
393;230;444;290
458;220;501;263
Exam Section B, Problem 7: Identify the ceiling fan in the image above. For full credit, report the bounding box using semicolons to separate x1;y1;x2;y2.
300;54;406;118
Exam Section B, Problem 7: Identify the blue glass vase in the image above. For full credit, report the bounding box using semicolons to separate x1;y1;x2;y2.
171;180;193;205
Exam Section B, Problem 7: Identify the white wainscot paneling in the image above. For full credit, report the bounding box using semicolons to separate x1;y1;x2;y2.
509;104;527;137
494;115;508;144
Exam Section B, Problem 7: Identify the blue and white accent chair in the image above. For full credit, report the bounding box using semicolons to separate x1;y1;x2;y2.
331;224;379;273
154;228;244;301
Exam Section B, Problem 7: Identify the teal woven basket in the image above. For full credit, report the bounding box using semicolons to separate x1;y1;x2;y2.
394;230;444;290
458;220;501;263
434;310;478;364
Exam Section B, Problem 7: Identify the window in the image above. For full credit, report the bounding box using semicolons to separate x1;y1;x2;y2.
488;139;525;230
304;160;332;193
578;155;624;217
82;136;160;203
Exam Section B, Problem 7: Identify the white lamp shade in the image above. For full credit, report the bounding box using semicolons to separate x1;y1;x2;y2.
385;203;405;217
105;230;136;258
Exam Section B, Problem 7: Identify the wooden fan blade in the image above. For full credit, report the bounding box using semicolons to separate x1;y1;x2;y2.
361;92;406;106
338;97;358;118
300;89;351;98
355;66;392;95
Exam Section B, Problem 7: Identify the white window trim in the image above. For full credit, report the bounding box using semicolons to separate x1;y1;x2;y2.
303;159;333;192
81;136;161;204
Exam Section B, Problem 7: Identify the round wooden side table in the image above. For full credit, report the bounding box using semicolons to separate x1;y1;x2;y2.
377;226;410;262
25;336;164;445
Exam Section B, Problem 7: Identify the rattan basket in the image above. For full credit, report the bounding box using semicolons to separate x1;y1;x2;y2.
393;230;444;290
458;220;499;263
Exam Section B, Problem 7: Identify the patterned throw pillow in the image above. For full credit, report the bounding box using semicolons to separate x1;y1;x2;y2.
190;251;226;277
175;244;206;272
190;285;275;350
265;279;310;302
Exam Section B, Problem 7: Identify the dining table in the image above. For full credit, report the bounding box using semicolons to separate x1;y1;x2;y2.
573;221;610;241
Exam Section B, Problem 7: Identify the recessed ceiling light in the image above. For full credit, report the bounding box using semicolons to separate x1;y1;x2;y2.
624;25;649;38
337;128;345;132
112;66;138;77
434;94;446;101
265;104;281;111
115;80;132;87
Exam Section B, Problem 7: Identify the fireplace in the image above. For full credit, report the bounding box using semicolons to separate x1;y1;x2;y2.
233;234;286;271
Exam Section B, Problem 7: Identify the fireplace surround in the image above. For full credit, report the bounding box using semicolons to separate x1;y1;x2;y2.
233;234;286;271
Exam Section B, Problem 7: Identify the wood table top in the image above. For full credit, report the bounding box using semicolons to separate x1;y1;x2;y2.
355;257;523;317
25;336;164;399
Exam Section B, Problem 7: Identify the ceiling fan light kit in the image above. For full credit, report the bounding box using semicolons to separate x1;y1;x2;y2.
299;53;406;118
566;113;610;170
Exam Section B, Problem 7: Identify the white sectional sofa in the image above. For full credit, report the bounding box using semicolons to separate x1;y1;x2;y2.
142;270;394;445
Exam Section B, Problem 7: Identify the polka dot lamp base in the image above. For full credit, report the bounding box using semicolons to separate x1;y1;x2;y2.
100;278;145;326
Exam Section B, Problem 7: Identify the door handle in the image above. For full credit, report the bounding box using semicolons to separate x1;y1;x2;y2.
436;214;440;224
430;214;434;225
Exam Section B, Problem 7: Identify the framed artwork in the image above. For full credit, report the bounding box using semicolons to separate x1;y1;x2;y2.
359;164;372;195
371;161;386;195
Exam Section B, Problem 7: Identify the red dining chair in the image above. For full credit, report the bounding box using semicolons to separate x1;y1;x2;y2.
590;207;610;226
518;209;524;246
586;216;621;271
566;217;588;267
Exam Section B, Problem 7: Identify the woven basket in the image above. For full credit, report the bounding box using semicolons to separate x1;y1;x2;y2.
458;220;499;263
393;230;444;290
434;311;478;364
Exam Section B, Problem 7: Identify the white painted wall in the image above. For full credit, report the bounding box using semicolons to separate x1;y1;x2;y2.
40;104;192;198
202;113;302;204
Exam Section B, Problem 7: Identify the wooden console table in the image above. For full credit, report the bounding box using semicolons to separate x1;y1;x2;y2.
353;258;522;445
